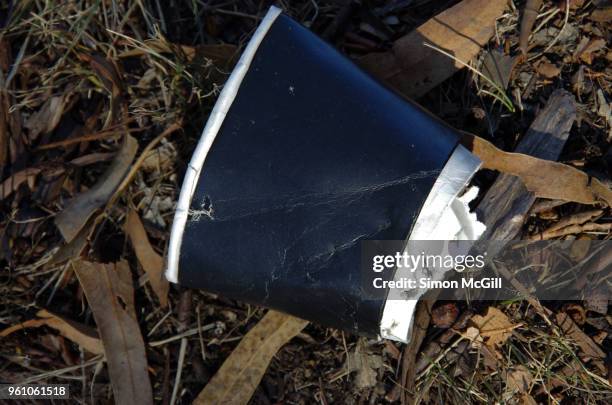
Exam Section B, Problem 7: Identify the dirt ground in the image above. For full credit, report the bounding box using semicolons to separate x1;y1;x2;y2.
0;1;610;404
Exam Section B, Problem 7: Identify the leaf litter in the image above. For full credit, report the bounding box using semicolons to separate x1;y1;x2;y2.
0;1;611;404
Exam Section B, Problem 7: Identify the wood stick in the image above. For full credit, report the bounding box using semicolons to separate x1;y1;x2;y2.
476;89;576;241
400;89;576;405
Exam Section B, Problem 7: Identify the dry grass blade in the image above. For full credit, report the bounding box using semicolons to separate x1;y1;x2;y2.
422;43;515;111
194;311;308;405
0;309;104;355
54;134;138;242
73;260;153;405
126;208;169;307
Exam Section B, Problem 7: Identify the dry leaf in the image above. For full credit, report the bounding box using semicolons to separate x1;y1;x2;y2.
536;60;561;78
70;152;115;167
78;53;125;122
569;235;593;261
126;209;169;307
470;307;517;349
194;311;307;405
531;221;612;240
462;133;612;207
519;0;543;55
463;326;499;368
74;260;153;405
519;392;538;405
24;93;74;141
79;54;123;97
590;8;612;22
55;135;138;242
575;37;606;64
344;338;384;389
431;303;459;329
463;325;482;343
595;89;612;141
0;167;41;200
548;210;604;232
482;50;517;89
0;309;103;355
505;365;533;393
360;0;507;98
48;216;96;266
556;312;605;366
536;209;603;241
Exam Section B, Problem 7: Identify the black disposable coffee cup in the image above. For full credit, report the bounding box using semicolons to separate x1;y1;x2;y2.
166;6;482;342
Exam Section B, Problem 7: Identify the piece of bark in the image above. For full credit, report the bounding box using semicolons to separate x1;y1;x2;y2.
476;89;576;240
401;90;575;404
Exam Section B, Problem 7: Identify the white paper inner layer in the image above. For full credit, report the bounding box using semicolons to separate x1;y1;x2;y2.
379;145;485;342
165;6;282;283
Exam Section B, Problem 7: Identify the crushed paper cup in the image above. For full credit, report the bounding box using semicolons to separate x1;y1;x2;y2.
166;6;484;342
